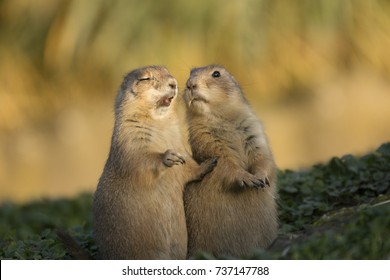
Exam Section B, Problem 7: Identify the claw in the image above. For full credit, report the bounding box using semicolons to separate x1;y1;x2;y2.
257;179;266;189
163;149;185;167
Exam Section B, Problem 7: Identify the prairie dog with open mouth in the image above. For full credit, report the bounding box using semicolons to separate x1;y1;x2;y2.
93;66;217;259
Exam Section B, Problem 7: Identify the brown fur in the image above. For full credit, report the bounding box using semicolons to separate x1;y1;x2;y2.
56;229;90;260
93;66;216;260
183;65;278;258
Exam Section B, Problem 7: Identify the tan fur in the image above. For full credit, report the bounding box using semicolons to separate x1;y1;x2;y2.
183;65;278;258
93;66;216;260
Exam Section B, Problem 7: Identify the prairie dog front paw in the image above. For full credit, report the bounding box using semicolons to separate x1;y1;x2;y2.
236;171;269;189
199;157;218;178
162;149;186;167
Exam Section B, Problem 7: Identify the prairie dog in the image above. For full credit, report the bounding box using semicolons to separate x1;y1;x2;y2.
183;65;278;258
93;66;216;260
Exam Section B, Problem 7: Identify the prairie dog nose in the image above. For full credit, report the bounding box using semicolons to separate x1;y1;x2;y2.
186;79;197;90
167;77;177;90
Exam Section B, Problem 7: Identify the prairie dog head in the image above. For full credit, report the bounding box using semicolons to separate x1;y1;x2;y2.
184;65;246;116
115;66;178;120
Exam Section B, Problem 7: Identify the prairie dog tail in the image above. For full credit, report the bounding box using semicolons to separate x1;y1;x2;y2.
56;228;91;260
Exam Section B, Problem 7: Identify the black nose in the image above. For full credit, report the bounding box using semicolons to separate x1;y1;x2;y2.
186;80;197;90
168;77;177;90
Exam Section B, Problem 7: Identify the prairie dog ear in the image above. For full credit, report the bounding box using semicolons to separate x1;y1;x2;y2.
120;72;137;95
114;71;141;117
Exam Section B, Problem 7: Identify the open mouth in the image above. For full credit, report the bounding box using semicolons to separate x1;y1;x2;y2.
158;93;175;107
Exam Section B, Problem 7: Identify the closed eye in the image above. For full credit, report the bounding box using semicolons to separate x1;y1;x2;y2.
138;77;151;81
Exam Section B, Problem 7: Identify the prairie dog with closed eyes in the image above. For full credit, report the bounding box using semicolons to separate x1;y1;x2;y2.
93;66;217;259
183;65;278;258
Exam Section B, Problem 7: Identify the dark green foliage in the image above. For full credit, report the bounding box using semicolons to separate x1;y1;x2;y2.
1;143;389;259
278;142;390;233
286;205;390;260
0;193;94;260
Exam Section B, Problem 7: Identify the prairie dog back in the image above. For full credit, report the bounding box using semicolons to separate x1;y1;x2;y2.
184;65;278;258
93;66;216;259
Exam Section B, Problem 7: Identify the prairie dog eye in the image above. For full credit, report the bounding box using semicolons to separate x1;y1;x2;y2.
138;77;151;81
211;71;221;78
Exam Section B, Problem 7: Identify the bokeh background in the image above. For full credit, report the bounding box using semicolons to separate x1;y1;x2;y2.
1;0;390;202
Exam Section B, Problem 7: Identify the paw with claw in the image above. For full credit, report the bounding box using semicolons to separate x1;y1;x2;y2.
198;157;218;179
236;171;270;189
162;149;186;167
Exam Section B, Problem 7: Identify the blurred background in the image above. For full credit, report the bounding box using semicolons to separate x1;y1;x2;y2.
1;0;390;202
